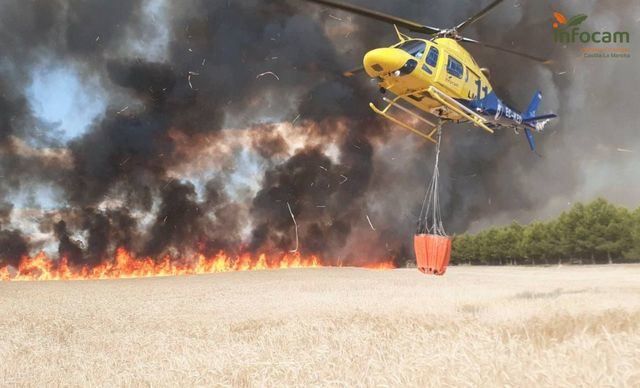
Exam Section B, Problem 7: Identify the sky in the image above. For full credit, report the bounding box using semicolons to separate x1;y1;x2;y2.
27;65;105;141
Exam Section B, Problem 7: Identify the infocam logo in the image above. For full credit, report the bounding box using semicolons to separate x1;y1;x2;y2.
552;12;630;44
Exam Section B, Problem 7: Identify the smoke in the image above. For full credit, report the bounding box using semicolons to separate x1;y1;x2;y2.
0;0;638;267
53;220;84;265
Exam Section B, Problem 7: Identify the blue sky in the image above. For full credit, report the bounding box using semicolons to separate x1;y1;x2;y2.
27;64;106;142
16;65;106;210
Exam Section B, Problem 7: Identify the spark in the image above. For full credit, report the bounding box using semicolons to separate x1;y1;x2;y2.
162;179;174;189
256;71;280;81
617;148;634;153
366;215;376;231
286;202;299;253
117;106;129;114
188;71;199;90
339;175;348;184
292;114;300;126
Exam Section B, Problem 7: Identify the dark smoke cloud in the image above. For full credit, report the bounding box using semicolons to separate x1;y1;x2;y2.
0;87;28;145
0;201;28;267
82;207;138;265
0;230;29;268
65;0;143;55
53;220;84;265
250;146;346;254
144;180;206;256
0;0;638;267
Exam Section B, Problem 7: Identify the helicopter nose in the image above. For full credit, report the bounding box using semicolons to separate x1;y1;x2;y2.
363;48;409;77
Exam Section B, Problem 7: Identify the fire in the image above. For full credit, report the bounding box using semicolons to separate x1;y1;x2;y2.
362;261;396;270
0;248;395;281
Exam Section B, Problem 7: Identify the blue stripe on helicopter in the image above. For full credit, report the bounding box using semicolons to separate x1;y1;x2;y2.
455;91;542;153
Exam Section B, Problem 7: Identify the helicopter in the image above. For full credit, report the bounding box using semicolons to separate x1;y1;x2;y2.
303;0;557;152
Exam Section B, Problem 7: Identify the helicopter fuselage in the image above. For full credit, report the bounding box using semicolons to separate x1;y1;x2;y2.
302;0;557;151
364;38;540;133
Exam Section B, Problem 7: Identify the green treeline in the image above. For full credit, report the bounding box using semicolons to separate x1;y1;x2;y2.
451;198;640;265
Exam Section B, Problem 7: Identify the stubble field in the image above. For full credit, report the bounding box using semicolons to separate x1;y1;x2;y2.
1;265;639;386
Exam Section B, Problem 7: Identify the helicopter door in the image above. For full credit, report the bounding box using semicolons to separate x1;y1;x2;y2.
440;55;465;97
466;68;481;101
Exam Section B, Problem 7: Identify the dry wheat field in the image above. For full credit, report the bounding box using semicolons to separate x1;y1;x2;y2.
1;265;639;387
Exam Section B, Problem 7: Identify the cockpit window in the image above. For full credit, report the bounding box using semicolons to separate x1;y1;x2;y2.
425;47;439;67
399;59;418;75
447;56;464;78
396;40;426;60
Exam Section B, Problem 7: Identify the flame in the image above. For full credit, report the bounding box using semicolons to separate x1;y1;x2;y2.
362;261;396;270
0;248;395;281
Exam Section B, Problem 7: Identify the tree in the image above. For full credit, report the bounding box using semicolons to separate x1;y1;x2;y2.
565;202;594;262
597;206;633;262
624;207;640;261
522;222;553;265
580;199;614;262
476;228;499;265
451;234;473;265
551;212;574;262
494;222;524;265
450;199;639;266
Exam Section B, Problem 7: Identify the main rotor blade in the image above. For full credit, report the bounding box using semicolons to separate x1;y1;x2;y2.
302;0;442;35
343;66;365;77
454;0;505;32
461;37;552;63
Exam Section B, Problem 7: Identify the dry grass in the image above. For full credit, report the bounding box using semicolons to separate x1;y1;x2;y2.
1;265;640;387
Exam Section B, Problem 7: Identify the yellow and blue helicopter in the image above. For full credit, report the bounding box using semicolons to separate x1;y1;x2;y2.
304;0;557;152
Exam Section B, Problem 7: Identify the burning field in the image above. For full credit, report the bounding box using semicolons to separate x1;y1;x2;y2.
0;248;393;281
1;265;639;386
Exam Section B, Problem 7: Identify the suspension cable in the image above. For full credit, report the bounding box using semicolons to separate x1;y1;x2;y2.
417;124;446;236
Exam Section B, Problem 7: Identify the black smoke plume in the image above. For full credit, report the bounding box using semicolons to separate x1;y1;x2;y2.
0;0;637;267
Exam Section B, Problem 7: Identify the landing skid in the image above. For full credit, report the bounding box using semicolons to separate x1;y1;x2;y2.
369;86;495;142
369;90;440;144
426;86;494;134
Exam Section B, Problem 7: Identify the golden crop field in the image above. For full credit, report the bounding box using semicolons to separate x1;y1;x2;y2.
1;265;639;387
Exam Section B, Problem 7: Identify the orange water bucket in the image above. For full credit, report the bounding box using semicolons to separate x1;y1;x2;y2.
414;234;452;275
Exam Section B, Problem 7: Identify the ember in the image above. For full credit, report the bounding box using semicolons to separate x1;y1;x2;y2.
0;248;395;282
